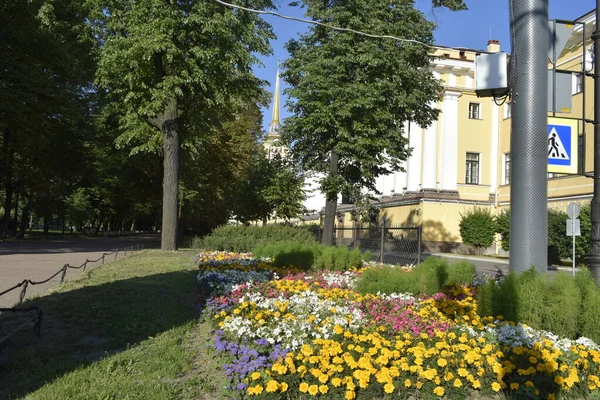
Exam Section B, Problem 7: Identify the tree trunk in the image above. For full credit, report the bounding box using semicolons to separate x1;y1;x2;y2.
150;53;180;251
11;190;19;237
18;195;31;239
1;130;13;239
151;97;180;251
322;153;339;246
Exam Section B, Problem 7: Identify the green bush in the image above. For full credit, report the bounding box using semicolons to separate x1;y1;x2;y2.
355;257;476;296
354;265;415;295
459;207;496;254
477;267;599;341
576;267;600;343
495;204;591;265
446;260;476;285
195;225;316;252
514;268;547;330
544;272;580;339
252;242;319;271
252;242;369;271
495;209;510;252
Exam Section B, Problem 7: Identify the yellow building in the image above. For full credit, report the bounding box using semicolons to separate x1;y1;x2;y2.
335;10;596;254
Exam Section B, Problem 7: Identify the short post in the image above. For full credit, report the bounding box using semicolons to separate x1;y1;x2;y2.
83;260;88;272
19;281;28;303
417;226;422;265
60;265;67;284
115;250;118;260
380;223;385;263
102;254;105;264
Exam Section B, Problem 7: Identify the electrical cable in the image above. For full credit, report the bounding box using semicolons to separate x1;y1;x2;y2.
213;0;475;53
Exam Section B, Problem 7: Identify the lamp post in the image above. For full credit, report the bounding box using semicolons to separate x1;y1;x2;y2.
587;1;600;284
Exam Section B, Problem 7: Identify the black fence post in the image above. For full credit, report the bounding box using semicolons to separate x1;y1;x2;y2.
417;226;422;265
380;223;385;263
60;265;67;284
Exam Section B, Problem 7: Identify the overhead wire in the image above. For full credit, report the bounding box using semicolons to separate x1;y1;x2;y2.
212;0;475;54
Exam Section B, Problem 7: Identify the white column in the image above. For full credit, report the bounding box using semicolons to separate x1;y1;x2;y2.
440;91;461;191
421;111;438;190
406;122;422;192
396;160;408;193
490;103;500;194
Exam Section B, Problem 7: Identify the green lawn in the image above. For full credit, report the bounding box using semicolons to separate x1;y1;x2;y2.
0;250;228;400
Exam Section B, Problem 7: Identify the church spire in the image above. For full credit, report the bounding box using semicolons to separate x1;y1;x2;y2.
269;60;281;136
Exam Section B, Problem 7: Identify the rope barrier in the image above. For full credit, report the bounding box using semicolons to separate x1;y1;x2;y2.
0;243;148;344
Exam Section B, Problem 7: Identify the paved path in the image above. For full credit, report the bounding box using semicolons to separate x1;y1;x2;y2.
0;235;161;307
427;253;572;278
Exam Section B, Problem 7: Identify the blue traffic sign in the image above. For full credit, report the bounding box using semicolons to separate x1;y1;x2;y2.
548;117;578;174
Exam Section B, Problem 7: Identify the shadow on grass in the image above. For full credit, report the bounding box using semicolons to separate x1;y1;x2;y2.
0;269;199;399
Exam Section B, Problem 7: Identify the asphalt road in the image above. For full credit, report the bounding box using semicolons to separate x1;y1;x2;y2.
0;235;161;308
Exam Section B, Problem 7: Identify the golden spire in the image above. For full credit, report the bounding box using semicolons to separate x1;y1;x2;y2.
269;60;281;135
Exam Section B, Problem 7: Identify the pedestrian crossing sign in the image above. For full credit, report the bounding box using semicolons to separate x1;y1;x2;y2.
548;117;578;174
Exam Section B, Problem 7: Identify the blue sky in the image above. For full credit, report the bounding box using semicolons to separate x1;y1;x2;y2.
253;0;596;132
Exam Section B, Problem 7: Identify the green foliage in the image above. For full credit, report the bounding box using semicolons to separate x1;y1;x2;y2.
253;242;369;271
496;204;591;265
196;225;316;252
312;246;369;271
260;156;307;222
283;0;442;238
252;242;318;271
576;268;600;343
355;257;475;296
544;272;581;338
458;207;496;253
495;209;510;252
446;261;477;286
477;268;599;341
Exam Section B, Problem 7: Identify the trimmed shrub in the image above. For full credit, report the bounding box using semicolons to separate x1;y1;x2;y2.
354;265;415;295
195;225;316;252
495;209;510;252
459;207;496;254
252;242;369;271
544;271;581;339
446;260;476;285
514;268;548;329
475;278;498;318
576;267;600;343
355;257;476;296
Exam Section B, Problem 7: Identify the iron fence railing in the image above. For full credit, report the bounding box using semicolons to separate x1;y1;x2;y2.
309;224;422;266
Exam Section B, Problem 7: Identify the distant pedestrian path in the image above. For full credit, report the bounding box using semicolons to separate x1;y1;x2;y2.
0;235;160;307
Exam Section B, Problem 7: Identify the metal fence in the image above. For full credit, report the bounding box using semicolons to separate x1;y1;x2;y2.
310;225;421;266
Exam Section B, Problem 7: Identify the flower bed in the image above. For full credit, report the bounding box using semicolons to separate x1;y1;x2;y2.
198;252;600;399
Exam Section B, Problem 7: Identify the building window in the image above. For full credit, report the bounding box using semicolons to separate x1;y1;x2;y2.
465;152;480;184
468;103;481;119
504;153;511;184
548;173;557;179
573;73;584;95
504;102;511;119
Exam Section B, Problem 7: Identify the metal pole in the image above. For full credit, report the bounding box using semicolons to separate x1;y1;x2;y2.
587;0;600;284
573;218;576;277
508;0;549;274
380;223;385;263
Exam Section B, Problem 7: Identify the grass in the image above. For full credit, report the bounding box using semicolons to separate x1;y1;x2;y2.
0;250;228;400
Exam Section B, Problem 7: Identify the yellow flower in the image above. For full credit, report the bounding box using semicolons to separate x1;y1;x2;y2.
265;380;279;393
299;382;309;393
345;390;356;400
308;384;319;396
453;378;463;388
433;386;445;397
437;358;448;367
251;372;261;381
492;382;501;392
319;385;329;394
383;382;395;393
331;377;342;387
510;382;519;390
280;382;288;392
472;379;481;389
405;379;412;388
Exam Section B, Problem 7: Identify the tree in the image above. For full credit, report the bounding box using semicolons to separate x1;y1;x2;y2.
262;155;307;223
84;0;275;250
459;207;496;254
282;0;445;245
